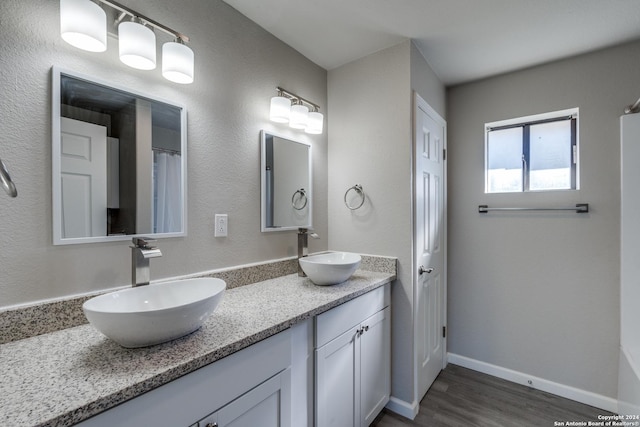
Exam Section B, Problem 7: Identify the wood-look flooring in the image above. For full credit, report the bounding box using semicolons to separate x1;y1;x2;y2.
371;364;612;427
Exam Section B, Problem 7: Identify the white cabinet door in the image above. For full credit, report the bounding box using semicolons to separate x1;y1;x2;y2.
199;368;291;427
316;308;391;427
360;307;391;426
315;325;360;427
315;286;391;427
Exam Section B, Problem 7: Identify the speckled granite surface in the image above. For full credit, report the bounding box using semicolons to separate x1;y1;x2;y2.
0;294;98;344
0;255;393;345
0;258;298;344
360;254;396;274
0;268;395;427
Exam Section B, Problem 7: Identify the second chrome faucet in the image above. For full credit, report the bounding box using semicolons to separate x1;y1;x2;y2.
131;237;162;287
298;228;319;277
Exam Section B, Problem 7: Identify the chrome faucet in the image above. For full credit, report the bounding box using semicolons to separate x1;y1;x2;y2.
131;237;162;287
298;228;319;277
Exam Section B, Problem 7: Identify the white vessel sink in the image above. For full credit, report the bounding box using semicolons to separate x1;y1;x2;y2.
299;252;361;286
83;278;226;348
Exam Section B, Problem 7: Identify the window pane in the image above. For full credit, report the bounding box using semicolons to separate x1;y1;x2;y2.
487;127;523;193
529;120;572;191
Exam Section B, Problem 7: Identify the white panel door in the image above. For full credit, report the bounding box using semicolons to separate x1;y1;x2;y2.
60;117;107;238
414;93;447;400
360;307;390;426
315;325;360;427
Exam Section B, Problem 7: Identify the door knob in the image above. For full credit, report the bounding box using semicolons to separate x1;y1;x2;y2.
419;265;434;275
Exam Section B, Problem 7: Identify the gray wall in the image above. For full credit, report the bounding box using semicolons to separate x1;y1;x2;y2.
446;41;640;398
411;42;446;118
328;40;446;406
0;0;327;308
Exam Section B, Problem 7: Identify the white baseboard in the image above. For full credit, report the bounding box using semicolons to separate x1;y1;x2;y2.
447;353;618;413
385;396;419;420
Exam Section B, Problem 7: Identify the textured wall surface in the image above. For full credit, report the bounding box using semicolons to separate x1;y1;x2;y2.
0;0;327;308
328;40;446;407
411;42;446;119
446;41;640;399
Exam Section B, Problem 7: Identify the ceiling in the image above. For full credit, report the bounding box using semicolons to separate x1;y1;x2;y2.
222;0;640;86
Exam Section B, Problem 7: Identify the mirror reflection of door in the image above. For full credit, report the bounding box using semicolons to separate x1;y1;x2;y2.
60;118;107;238
53;68;186;244
273;137;309;226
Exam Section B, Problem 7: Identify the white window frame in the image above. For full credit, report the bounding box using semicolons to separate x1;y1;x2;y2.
484;108;579;194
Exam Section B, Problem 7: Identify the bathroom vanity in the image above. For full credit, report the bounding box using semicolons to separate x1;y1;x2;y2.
0;262;394;427
315;283;390;427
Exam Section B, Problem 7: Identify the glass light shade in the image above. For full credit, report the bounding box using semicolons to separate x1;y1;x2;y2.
162;41;194;84
270;96;291;123
289;104;309;129
305;111;324;134
60;0;107;52
119;21;156;70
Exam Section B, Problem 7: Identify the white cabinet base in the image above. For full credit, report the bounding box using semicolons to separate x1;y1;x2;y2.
77;331;292;427
315;285;391;427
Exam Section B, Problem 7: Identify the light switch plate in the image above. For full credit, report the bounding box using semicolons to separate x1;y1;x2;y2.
215;214;228;237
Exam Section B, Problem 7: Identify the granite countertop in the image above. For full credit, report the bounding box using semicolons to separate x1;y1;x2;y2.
0;269;395;427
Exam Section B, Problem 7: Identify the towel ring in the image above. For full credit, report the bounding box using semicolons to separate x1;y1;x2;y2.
344;184;365;210
292;188;308;210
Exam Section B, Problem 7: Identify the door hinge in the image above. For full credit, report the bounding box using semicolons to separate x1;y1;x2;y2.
443;148;446;161
442;326;446;338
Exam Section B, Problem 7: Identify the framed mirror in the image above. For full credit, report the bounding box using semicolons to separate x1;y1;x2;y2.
52;67;187;245
260;130;312;232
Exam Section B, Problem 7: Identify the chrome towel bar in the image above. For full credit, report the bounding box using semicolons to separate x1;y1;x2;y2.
478;204;589;214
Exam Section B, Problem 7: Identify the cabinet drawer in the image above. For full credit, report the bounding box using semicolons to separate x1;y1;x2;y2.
197;368;291;427
315;284;389;348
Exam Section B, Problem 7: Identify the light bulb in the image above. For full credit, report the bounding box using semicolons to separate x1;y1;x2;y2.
270;96;291;123
305;111;324;134
162;41;194;84
119;20;156;70
289;103;309;129
60;0;107;52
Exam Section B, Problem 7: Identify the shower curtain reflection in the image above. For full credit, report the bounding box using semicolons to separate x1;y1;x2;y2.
153;150;182;233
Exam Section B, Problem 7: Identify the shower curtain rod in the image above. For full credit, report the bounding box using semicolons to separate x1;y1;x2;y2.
624;97;640;114
152;147;181;155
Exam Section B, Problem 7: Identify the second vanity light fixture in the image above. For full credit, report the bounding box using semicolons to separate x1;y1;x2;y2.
60;0;194;84
270;87;324;134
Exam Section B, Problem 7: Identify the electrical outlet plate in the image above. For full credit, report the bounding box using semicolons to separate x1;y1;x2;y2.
215;214;228;237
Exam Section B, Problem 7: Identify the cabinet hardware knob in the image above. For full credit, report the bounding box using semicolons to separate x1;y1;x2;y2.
363;325;369;332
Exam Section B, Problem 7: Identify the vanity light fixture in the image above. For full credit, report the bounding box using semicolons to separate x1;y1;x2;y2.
289;100;309;130
59;0;195;84
60;0;107;52
269;87;324;134
305;108;324;135
162;38;194;84
118;18;156;70
270;90;291;123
